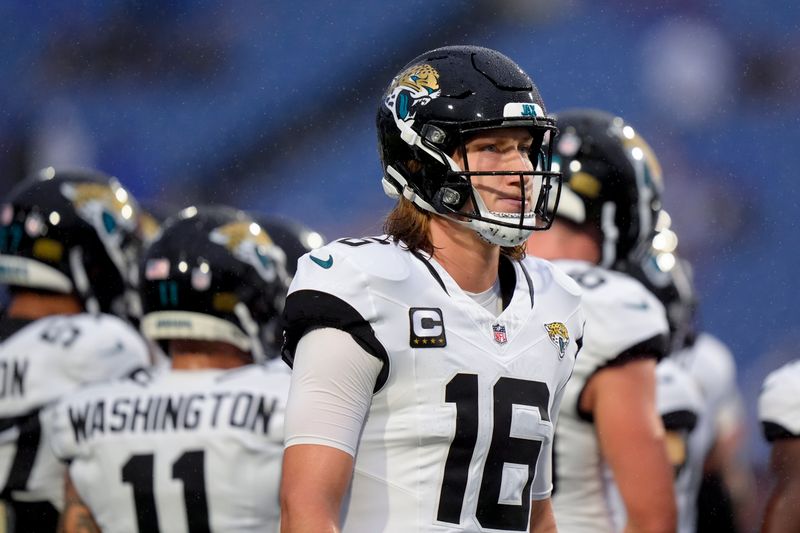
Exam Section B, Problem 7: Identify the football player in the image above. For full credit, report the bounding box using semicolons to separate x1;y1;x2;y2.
759;359;800;533
618;229;707;533
629;220;755;533
527;108;677;533
280;45;584;532
46;206;291;532
0;168;152;531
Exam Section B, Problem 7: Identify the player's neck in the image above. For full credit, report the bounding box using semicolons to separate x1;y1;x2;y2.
527;222;601;264
169;339;252;370
429;216;500;293
6;291;83;320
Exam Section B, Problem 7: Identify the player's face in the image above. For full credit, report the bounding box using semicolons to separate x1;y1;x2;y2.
453;128;536;215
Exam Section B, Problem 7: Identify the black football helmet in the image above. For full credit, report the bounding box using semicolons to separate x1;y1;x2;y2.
552;108;664;267
257;216;326;277
377;45;561;246
622;212;697;352
0;167;144;317
139;206;289;361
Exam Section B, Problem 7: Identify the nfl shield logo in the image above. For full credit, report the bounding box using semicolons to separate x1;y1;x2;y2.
492;323;507;345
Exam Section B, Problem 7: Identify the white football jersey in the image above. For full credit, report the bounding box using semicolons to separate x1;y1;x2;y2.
45;360;290;533
673;332;742;532
759;359;800;441
282;237;584;533
549;259;669;533
0;313;149;513
605;357;703;532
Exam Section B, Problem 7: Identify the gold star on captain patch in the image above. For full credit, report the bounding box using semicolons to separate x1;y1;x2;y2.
422;339;428;344
414;339;419;344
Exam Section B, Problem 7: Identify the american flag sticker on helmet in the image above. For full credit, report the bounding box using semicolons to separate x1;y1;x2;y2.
145;258;170;280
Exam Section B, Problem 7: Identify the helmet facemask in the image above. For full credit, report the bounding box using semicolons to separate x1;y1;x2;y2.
384;119;562;247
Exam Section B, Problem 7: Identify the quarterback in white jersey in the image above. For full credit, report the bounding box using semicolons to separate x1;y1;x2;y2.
280;46;582;533
283;238;582;532
529;109;677;533
46;361;289;533
759;359;800;533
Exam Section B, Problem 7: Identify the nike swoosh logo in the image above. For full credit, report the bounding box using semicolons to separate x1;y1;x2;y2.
622;301;649;311
310;254;333;269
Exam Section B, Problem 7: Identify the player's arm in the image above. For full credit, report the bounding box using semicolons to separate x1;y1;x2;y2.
530;498;557;533
280;328;382;532
587;358;677;533
58;472;100;533
762;438;800;533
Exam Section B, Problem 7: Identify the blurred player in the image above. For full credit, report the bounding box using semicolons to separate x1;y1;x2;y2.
625;218;755;533
0;168;151;531
280;45;583;532
618;226;705;533
528;108;677;533
46;206;291;532
759;359;800;533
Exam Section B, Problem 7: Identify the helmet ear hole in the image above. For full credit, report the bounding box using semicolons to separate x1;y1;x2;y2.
432;181;471;212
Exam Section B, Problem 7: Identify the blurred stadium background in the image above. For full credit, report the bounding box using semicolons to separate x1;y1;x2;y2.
1;0;798;493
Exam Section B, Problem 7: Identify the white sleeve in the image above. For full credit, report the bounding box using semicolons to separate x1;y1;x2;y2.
284;328;383;456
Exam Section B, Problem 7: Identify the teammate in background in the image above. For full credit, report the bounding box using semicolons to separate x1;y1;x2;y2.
280;45;583;533
606;357;703;532
46;206;291;533
627;218;756;533
527;108;676;533
759;359;800;533
0;168;152;532
618;223;707;533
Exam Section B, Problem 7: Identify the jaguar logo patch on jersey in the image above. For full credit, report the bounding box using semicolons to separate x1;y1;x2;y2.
385;64;441;129
544;322;570;359
409;307;446;348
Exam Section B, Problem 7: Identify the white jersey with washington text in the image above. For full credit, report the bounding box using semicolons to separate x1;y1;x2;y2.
0;314;149;512
759;359;800;441
673;332;742;532
45;361;290;533
282;237;584;533
606;357;703;532
549;259;669;533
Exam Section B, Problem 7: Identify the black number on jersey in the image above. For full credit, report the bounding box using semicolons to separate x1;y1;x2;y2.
568;268;606;290
336;236;391;247
40;320;81;347
121;450;210;533
0;411;42;498
437;374;551;531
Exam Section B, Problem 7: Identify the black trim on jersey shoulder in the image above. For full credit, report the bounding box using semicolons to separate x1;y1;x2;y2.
410;250;448;295
575;333;668;423
0;318;33;342
575;334;584;358
605;333;669;368
762;421;800;442
498;255;518;311
518;258;535;309
662;409;698;432
281;289;389;392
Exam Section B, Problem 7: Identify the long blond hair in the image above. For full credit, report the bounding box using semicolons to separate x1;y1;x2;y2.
383;197;525;260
